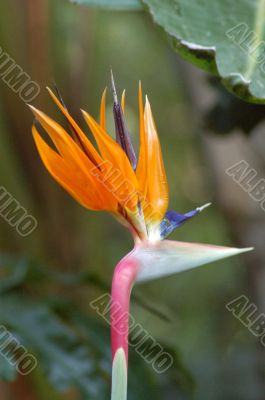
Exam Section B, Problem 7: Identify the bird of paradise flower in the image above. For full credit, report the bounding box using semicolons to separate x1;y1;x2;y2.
30;73;253;400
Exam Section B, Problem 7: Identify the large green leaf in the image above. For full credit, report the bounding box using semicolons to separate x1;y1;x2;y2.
69;0;143;10
143;0;265;103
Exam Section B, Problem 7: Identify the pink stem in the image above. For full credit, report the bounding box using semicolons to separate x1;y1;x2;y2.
111;253;138;364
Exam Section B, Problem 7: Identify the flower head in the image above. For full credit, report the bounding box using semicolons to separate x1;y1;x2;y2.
30;77;209;244
30;77;253;400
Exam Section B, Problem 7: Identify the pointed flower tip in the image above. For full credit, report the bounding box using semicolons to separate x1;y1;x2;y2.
110;69;118;103
81;109;90;121
221;245;254;257
81;109;91;120
28;104;40;117
27;103;35;111
46;87;59;103
197;202;212;212
81;108;89;116
239;246;254;253
46;86;58;102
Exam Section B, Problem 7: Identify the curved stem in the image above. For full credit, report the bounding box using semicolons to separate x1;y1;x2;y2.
111;252;138;363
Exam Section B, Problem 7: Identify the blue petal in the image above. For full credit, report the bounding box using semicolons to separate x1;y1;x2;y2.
160;203;211;239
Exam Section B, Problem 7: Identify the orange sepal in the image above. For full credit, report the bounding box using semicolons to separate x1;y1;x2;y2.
46;87;102;166
121;90;126;113
136;82;147;200
82;110;139;212
143;96;168;225
29;105;102;182
100;88;107;130
32;125;117;212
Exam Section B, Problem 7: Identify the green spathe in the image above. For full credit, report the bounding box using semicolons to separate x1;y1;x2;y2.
111;348;127;400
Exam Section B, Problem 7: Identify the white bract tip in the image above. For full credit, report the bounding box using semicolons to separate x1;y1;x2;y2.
197;202;212;212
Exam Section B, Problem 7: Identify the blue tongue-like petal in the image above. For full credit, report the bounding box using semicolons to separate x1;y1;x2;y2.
160;203;211;239
111;71;137;170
